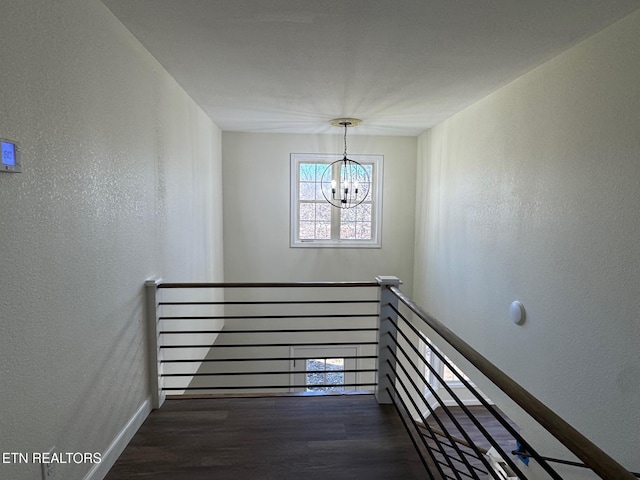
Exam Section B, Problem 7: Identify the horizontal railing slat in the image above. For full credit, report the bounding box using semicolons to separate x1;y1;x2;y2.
160;300;379;305
158;281;379;289
161;355;378;363
162;383;377;391
159;314;376;320
162;369;377;377
160;328;378;334
161;341;378;348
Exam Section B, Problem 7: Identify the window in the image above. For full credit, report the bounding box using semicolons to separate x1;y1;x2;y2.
422;340;472;387
442;357;472;384
290;346;358;393
422;342;473;386
305;358;345;392
290;153;383;248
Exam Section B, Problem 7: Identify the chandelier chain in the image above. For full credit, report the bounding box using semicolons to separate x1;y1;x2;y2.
343;122;348;158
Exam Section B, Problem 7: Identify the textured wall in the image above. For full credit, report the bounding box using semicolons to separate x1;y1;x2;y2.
221;132;417;293
0;1;223;479
414;9;640;473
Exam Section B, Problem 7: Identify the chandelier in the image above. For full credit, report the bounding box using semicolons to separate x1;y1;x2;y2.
321;118;370;209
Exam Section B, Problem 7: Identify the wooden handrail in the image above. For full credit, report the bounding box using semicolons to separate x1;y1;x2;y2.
158;281;379;289
388;285;636;480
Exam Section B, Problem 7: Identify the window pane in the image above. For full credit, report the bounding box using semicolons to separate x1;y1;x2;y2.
299;221;315;239
316;164;330;179
300;203;331;223
316;203;331;222
326;371;344;386
315;222;331;239
300;163;318;182
340;222;356;239
307;359;326;371
300;182;316;200
341;208;356;222
306;372;325;390
325;358;344;370
299;203;316;221
356;203;372;221
363;187;373;202
443;368;455;382
356;222;372;240
442;356;471;383
340;163;368;180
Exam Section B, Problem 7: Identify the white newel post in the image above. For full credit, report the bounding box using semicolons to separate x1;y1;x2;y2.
375;276;401;404
145;279;166;409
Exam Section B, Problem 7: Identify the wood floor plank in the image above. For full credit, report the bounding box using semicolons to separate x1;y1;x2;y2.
105;395;427;480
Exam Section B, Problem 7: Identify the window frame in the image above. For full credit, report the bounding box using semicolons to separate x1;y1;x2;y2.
290;153;383;248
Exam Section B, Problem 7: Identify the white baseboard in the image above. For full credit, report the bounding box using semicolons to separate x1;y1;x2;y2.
83;399;151;480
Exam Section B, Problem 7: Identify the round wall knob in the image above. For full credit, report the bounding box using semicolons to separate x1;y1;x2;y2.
510;301;526;325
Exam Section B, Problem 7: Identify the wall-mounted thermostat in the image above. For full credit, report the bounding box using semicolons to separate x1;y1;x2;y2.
1;139;21;172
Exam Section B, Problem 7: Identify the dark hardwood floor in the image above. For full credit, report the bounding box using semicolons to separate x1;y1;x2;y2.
105;394;428;480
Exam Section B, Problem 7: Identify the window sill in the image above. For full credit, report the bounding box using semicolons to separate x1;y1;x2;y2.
291;240;381;249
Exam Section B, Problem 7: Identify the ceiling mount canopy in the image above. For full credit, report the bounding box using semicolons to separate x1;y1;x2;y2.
320;118;370;209
328;118;363;128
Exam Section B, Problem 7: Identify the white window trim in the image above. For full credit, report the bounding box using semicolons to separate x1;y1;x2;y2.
290;153;383;248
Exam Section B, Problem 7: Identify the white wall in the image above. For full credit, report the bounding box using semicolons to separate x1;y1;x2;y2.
222;132;417;292
414;8;640;473
0;2;224;479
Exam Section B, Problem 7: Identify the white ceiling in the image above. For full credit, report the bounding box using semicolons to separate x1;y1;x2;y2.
101;1;640;136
